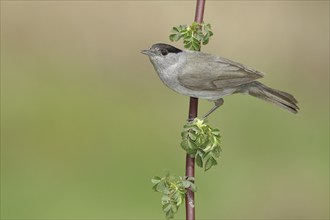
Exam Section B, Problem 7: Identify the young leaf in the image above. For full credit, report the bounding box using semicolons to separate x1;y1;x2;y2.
151;176;162;184
181;119;222;171
172;26;180;33
204;157;213;171
163;203;172;212
171;204;178;213
188;131;197;141
195;153;203;168
169;33;181;42
152;173;195;219
191;183;197;192
162;195;171;203
204;157;217;171
186;176;195;182
182;180;191;188
169;22;213;51
156;181;166;192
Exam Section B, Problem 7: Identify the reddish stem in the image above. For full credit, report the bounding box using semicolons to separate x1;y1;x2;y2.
194;0;205;23
185;1;206;220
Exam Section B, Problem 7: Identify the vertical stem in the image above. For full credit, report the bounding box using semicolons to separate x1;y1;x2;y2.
185;98;198;220
194;0;206;23
185;1;206;220
188;97;199;121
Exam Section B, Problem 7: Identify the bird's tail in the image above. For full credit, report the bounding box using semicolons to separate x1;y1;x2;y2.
241;81;299;113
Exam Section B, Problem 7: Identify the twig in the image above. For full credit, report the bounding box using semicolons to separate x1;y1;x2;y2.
185;1;206;220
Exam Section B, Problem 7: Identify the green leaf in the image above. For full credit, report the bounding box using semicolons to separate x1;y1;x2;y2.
212;146;222;157
195;153;203;168
172;26;180;33
181;119;222;171
186;176;195;182
162;195;170;203
178;24;187;31
205;157;217;171
169;34;181;42
202;37;209;45
156;181;166;192
181;180;191;188
204;157;213;171
200;139;210;150
180;140;188;150
151;176;162;184
204;23;211;32
172;190;180;200
152;184;158;192
188;132;197;140
192;41;200;51
163;187;170;195
190;183;197;192
169;22;213;51
152;172;195;219
211;128;221;136
163;203;172;212
181;130;188;138
184;42;191;49
187;138;197;149
171;204;178;213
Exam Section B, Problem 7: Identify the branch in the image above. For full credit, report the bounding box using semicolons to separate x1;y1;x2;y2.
185;1;206;220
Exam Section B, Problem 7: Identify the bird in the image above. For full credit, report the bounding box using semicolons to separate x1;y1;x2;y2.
141;43;299;118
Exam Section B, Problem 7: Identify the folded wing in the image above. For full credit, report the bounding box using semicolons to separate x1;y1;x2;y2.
178;52;264;91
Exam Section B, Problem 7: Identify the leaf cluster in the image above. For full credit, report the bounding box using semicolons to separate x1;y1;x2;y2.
152;173;196;219
169;22;213;51
181;118;222;171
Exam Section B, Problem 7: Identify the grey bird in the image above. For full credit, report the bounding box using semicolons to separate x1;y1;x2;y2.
141;43;299;118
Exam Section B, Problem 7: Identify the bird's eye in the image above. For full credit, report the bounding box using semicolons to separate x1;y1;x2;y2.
160;49;168;56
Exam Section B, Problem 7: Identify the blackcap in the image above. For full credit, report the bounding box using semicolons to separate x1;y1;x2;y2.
141;43;299;118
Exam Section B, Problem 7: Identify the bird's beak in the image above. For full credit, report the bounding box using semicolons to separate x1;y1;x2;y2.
141;49;153;56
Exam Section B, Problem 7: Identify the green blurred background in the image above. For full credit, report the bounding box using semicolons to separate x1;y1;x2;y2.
1;1;329;219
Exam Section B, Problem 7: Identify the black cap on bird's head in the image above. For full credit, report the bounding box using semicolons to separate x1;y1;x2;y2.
151;43;182;54
141;43;182;56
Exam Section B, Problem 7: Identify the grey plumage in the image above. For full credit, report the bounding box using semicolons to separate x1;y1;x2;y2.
141;43;299;117
239;81;298;113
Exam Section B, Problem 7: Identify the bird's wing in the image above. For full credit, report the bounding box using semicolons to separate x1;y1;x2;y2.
178;52;264;91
